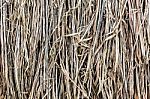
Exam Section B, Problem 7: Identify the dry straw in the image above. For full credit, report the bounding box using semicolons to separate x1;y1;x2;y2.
0;0;150;99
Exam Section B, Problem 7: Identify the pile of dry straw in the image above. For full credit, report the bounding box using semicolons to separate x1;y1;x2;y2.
0;0;150;98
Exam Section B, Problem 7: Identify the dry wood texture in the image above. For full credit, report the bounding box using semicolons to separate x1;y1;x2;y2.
0;0;150;99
